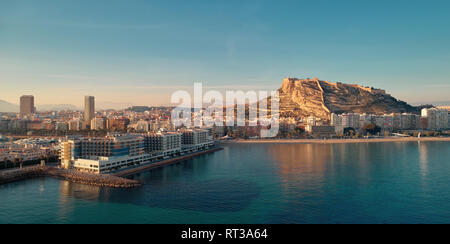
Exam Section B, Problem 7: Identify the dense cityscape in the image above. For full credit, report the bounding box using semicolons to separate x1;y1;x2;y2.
0;93;448;174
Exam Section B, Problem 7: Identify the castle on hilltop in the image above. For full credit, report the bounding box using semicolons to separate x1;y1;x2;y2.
283;77;388;95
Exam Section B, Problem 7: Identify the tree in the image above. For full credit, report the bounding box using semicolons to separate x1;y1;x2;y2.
19;158;23;169
363;123;381;135
344;127;356;137
2;157;7;170
13;158;19;169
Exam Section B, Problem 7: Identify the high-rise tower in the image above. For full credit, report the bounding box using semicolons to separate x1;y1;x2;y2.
84;96;95;128
20;95;35;116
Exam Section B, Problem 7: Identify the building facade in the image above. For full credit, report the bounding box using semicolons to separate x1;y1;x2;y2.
84;96;95;128
20;95;36;116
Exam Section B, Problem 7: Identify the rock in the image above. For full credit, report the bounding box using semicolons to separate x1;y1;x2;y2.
278;78;419;119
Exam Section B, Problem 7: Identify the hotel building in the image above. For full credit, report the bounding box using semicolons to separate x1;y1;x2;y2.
60;130;214;174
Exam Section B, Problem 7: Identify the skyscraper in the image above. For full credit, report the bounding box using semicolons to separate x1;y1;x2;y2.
20;95;35;116
84;96;95;128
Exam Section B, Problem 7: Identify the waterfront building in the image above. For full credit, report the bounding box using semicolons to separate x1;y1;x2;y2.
60;134;144;166
383;115;394;131
212;125;226;138
330;113;343;135
60;131;215;174
371;115;383;128
305;125;336;138
359;114;373;128
436;109;449;130
73;154;153;174
181;129;211;145
392;113;402;130
341;113;360;129
60;140;78;169
20;95;36;116
400;113;419;130
84;96;95;129
330;112;422;132
422;108;449;130
181;129;214;151
144;132;182;156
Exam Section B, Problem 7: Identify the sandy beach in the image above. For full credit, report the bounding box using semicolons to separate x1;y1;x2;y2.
222;137;450;144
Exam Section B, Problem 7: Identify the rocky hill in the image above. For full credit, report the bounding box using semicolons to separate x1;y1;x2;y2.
278;78;419;119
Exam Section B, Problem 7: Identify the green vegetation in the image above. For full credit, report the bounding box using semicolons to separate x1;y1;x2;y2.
363;123;381;136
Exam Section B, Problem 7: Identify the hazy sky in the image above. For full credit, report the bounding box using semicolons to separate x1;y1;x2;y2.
1;0;450;108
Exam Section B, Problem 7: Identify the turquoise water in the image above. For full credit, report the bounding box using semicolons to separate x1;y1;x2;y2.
0;141;449;224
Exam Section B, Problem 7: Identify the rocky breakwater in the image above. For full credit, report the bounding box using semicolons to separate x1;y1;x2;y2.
0;166;141;188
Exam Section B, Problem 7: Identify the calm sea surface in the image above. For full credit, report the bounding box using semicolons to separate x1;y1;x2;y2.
1;141;449;224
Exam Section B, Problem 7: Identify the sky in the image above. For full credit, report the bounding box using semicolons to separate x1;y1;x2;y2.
1;0;450;108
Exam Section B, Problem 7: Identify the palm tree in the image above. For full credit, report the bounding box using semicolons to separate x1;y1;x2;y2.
13;158;19;169
19;158;24;169
39;155;45;167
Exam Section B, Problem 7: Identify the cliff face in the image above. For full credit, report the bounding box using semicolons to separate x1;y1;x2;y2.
279;78;418;119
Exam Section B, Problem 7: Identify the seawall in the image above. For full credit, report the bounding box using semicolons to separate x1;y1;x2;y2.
0;166;141;188
114;147;223;177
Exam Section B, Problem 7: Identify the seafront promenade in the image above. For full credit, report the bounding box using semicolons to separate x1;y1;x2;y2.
225;137;450;144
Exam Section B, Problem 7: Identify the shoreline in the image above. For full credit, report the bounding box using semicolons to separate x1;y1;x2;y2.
114;147;223;177
0;147;224;188
223;137;450;144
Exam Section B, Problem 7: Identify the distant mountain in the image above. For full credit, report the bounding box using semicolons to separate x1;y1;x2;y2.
278;78;420;119
96;101;136;110
412;101;450;106
36;104;80;111
0;100;80;112
0;100;19;113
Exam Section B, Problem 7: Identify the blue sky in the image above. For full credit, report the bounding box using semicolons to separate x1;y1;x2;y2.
1;0;450;108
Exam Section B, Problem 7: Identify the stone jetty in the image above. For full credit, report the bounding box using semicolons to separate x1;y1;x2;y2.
0;166;141;188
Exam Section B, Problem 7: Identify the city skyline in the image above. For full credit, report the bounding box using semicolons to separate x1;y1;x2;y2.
1;0;450;107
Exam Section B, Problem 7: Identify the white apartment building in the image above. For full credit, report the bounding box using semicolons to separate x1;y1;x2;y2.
73;154;155;174
341;113;360;129
422;108;449;130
